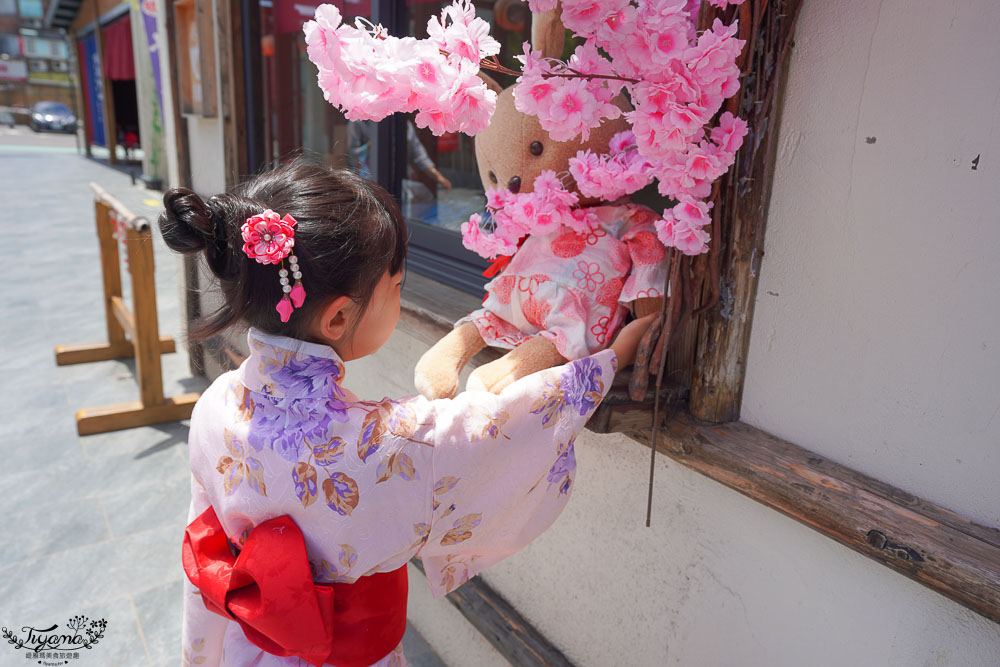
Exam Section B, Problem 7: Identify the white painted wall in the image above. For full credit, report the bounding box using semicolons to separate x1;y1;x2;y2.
187;114;225;194
741;0;1000;528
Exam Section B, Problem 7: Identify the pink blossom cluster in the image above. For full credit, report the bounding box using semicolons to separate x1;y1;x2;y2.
652;111;746;253
461;171;600;259
651;110;747;201
568;130;654;201
511;1;749;255
516;2;744;149
513;40;624;142
303;2;499;135
656;196;713;255
304;0;751;257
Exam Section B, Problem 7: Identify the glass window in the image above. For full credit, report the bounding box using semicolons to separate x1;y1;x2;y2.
0;33;19;55
402;1;528;230
401;0;531;292
0;0;16;15
247;1;533;294
258;0;376;171
23;36;45;56
17;0;43;18
28;38;69;59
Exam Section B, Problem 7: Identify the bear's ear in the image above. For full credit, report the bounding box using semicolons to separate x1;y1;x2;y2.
531;6;565;60
478;71;503;96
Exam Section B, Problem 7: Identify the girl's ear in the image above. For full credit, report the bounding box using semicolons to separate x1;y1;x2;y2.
531;6;565;60
313;295;354;344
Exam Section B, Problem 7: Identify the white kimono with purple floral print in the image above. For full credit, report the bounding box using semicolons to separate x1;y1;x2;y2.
181;329;617;667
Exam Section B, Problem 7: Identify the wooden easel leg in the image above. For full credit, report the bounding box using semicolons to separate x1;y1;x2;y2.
95;201;128;349
62;189;203;437
54;337;177;366
75;393;201;436
127;228;166;407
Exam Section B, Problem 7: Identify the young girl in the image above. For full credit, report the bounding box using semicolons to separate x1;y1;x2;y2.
160;158;652;667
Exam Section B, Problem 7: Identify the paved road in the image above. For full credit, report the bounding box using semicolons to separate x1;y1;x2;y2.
0;124;80;152
0;125;141;163
0;136;444;667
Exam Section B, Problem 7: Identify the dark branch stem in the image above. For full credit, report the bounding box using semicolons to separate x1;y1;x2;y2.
477;57;640;85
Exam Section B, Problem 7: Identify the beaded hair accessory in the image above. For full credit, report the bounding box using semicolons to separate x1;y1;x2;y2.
240;210;306;323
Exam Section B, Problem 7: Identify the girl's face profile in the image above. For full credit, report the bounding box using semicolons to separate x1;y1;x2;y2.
337;270;403;361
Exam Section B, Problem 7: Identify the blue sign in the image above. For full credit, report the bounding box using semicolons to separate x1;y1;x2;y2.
82;31;106;147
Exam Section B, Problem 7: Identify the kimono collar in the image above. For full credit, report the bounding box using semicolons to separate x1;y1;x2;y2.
240;328;347;399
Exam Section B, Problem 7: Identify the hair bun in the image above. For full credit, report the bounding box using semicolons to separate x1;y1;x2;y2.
159;188;216;254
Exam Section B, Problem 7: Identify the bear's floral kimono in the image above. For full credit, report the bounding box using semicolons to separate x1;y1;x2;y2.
182;329;617;666
462;203;668;361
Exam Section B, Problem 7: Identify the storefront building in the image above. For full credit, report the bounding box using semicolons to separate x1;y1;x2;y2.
0;0;75;112
47;0;169;184
168;1;1000;665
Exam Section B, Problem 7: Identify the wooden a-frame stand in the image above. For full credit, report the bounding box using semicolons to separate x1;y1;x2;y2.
55;183;200;435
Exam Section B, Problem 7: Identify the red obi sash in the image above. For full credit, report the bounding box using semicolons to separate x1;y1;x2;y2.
182;507;407;667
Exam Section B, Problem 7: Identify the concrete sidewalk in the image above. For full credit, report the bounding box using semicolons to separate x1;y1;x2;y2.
0;147;444;667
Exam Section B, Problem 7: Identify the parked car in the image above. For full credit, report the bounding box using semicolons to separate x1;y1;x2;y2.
29;102;76;133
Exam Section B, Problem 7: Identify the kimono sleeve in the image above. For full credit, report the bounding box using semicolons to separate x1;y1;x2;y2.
620;208;669;304
180;473;228;667
415;349;617;598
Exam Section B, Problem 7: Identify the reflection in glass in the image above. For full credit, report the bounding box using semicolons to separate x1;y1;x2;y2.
402;0;531;232
258;0;375;172
257;0;532;238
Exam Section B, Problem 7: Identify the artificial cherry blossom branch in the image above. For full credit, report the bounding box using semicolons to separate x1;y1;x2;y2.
479;56;640;84
305;0;750;258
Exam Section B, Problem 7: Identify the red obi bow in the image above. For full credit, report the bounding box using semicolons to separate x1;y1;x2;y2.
182;507;407;667
483;253;514;279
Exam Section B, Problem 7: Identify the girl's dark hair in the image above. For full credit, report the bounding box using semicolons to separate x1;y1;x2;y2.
158;157;407;341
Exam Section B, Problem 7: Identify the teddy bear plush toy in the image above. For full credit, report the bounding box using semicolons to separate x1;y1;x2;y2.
414;8;670;400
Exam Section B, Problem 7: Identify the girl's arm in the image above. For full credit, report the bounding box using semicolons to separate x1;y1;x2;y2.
408;347;619;597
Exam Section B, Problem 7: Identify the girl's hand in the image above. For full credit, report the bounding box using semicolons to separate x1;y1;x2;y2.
610;313;659;369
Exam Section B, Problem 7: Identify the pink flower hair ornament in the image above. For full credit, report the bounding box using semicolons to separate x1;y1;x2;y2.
240;210;306;322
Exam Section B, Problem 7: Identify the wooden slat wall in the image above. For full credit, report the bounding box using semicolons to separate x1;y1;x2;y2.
216;0;249;188
688;0;805;422
608;0;806;423
196;0;217;117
